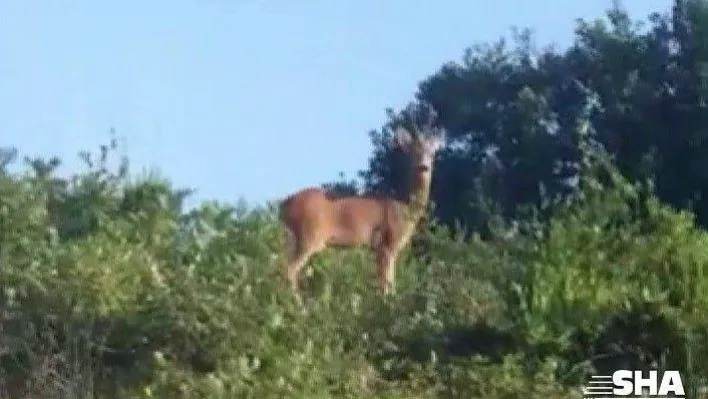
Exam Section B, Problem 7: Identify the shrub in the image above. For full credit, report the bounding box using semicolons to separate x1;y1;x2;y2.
1;141;705;398
500;152;708;392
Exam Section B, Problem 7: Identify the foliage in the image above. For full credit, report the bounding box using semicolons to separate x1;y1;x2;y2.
501;143;708;390
357;0;708;237
1;130;706;397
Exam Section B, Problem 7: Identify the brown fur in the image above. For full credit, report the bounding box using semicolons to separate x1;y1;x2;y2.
279;125;444;303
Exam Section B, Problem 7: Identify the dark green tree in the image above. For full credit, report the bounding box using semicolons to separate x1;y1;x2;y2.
352;0;708;235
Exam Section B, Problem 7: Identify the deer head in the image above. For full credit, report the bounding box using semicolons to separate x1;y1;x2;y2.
391;102;445;207
393;125;444;172
394;101;444;163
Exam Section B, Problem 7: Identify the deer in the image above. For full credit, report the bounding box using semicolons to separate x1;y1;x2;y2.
278;104;445;304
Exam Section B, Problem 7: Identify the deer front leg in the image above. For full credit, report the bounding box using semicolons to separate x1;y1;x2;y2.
376;247;397;295
283;232;326;307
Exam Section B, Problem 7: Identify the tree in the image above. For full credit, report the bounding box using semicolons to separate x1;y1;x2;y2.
351;0;708;235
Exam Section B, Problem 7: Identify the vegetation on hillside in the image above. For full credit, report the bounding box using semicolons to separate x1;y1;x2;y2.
3;1;708;398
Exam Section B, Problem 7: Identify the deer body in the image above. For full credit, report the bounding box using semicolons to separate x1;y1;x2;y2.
279;118;443;302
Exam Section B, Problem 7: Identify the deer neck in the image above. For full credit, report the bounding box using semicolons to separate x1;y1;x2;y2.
403;168;432;224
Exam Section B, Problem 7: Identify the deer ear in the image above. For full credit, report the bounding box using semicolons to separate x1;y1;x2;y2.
427;133;445;152
393;127;414;150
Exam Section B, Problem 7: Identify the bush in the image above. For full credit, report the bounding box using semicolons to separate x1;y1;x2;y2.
0;141;705;398
500;154;708;392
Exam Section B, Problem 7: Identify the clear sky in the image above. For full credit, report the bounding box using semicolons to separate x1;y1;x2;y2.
1;0;671;208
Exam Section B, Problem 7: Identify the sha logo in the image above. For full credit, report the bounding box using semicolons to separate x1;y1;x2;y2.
582;370;684;398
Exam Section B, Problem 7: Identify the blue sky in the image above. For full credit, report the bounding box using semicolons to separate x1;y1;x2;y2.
1;0;671;208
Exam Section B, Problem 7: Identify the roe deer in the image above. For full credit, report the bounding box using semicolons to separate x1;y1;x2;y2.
279;107;444;303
